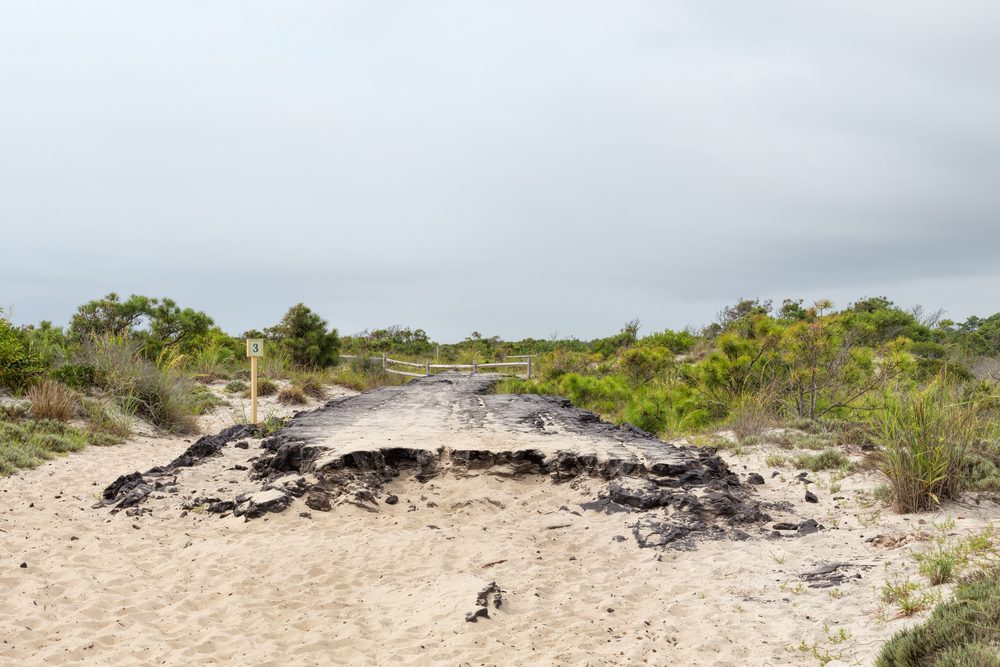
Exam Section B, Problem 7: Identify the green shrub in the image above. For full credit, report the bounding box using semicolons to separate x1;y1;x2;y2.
0;317;44;391
51;363;97;390
877;568;1000;666
82;399;132;440
293;374;327;399
871;379;979;512
266;304;340;369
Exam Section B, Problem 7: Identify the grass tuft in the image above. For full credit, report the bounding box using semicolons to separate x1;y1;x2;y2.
277;386;308;405
27;380;78;421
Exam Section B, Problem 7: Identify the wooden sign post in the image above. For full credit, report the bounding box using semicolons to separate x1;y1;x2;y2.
246;339;264;424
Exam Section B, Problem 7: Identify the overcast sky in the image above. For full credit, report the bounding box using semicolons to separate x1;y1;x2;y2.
2;2;998;341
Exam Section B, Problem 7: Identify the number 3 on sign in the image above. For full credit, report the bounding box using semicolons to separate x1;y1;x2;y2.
246;339;264;357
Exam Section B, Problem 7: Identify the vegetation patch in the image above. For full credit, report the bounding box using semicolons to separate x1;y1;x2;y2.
277;386;307;405
871;378;983;512
224;380;249;394
877;567;1000;666
0;416;121;475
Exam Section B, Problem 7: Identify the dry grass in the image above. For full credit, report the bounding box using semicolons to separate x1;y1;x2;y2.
294;374;327;399
27;380;78;421
277;386;307;405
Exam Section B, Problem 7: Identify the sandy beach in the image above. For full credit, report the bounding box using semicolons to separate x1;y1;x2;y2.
2;379;996;666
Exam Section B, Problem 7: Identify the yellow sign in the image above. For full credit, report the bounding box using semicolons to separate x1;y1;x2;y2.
246;339;264;358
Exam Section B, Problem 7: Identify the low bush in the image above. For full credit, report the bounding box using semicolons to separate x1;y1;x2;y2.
224;380;249;394
0;417;118;475
877;567;1000;666
793;448;851;472
256;378;278;396
727;391;778;440
189;384;227;415
0;317;44;391
27;380;79;421
51;363;97;390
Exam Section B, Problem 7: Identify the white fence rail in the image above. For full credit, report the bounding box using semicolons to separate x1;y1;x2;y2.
341;353;533;379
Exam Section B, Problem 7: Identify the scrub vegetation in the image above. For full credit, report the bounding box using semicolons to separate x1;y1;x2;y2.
0;297;341;470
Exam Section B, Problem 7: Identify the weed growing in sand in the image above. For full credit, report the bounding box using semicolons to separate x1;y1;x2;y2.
787;639;840;666
291;373;327;399
823;625;853;644
260;415;288;435
224;380;248;394
765;448;850;472
910;526;996;587
255;377;278;397
827;588;844;599
772;431;837;451
880;578;938;617
915;545;961;585
765;453;788;468
931;517;957;532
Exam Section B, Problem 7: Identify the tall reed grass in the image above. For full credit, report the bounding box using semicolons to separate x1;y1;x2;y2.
872;378;979;512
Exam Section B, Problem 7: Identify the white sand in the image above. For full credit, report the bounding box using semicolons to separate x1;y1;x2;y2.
2;390;997;666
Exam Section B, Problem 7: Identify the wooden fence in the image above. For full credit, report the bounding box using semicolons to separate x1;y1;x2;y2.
340;353;533;379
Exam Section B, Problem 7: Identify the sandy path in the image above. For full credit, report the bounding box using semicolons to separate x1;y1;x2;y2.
2;381;998;666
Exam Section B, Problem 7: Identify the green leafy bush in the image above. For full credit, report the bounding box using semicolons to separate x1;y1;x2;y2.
0;316;43;391
51;363;97;390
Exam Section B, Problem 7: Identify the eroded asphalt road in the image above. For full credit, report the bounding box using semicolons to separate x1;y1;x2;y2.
100;373;774;548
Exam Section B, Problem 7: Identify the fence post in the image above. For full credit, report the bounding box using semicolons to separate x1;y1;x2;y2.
473;361;478;374
382;352;387;371
425;361;430;377
527;356;532;379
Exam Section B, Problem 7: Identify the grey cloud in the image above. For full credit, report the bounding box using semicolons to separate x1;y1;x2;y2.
2;1;998;340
